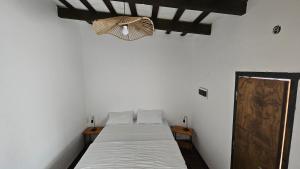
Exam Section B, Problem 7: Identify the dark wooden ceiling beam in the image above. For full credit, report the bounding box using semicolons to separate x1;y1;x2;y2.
156;19;211;35
181;11;210;36
166;8;185;34
57;6;212;35
59;0;91;23
128;1;138;16
80;0;96;12
151;0;159;25
103;0;117;15
59;0;75;9
193;11;210;23
109;0;247;15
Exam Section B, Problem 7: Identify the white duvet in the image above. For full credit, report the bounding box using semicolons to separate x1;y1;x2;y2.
75;123;187;169
94;122;174;142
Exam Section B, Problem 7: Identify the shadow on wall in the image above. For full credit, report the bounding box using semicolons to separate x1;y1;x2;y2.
46;135;83;169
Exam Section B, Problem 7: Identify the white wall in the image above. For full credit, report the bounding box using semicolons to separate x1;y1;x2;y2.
0;0;86;169
79;26;198;126
184;0;300;168
79;0;300;168
5;0;297;168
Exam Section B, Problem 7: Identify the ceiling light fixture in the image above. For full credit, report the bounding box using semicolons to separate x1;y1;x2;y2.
92;0;154;41
122;25;129;36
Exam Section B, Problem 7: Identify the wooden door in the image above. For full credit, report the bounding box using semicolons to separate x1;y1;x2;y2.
232;77;290;169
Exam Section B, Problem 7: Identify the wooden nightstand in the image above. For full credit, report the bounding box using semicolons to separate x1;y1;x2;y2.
171;126;193;150
82;127;103;146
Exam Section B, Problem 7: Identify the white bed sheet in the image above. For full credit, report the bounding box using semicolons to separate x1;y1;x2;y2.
75;122;187;169
75;140;187;169
94;122;174;142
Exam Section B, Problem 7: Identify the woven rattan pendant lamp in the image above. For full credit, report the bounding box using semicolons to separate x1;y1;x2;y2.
92;1;154;41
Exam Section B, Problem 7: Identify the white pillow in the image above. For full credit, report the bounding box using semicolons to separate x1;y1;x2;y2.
137;109;163;124
106;111;134;125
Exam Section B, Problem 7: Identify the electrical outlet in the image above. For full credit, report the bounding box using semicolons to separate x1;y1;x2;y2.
199;87;208;98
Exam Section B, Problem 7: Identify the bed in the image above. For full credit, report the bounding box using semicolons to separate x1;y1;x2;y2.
75;122;187;169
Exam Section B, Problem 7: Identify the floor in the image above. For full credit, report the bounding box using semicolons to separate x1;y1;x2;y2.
68;141;209;169
180;144;209;169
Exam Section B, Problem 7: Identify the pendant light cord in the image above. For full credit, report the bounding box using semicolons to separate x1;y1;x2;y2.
123;0;125;15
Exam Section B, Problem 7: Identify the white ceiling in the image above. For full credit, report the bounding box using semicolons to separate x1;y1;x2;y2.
53;0;228;24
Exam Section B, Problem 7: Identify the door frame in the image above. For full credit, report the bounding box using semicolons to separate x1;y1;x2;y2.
230;71;300;169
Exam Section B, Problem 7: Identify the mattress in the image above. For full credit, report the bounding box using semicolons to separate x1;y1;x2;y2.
75;122;187;169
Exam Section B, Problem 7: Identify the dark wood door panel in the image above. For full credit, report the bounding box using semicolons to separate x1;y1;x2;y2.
232;77;289;169
234;127;275;169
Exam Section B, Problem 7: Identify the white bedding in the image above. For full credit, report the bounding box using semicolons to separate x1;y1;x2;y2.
94;122;174;142
75;140;186;169
75;123;187;169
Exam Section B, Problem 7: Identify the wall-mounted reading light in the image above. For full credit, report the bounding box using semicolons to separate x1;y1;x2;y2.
90;115;96;131
183;116;189;131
